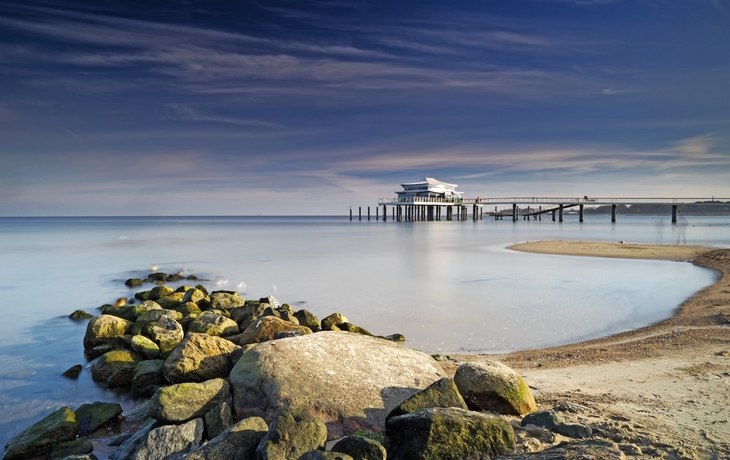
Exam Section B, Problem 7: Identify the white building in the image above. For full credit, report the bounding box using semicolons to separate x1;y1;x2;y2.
395;178;463;200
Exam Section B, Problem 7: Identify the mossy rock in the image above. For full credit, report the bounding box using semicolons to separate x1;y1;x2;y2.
339;322;372;336
156;292;185;309
175;302;202;317
134;290;154;302
148;285;174;300
131;300;162;318
521;410;561;431
210;292;246;310
148;272;168;282
49;439;93;460
131;335;161;359
386;407;515;460
188;311;239;337
182;288;211;309
69;310;94;320
125;278;144;287
321;313;347;330
380;334;405;342
238;316;313;345
386;377;468;421
454;361;537;416
100;305;136;321
61;364;83;379
91;350;142;382
332;436;387;460
167;273;184;282
83;315;134;349
150;378;232;423
255;411;327;460
132;309;183;336
186;275;199;280
3;407;79;460
175;285;194;293
132;359;166;396
293;310;321;332
75;401;123;436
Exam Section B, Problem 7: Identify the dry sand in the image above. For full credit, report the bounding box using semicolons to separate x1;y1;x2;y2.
448;241;730;459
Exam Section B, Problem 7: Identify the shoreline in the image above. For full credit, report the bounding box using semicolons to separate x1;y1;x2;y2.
448;241;730;458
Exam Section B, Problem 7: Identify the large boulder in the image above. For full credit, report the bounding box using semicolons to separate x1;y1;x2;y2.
294;310;321;332
321;313;347;331
386;407;515;460
386;377;467;421
229;331;445;438
131;300;162;318
204;402;233;440
150;378;232;423
3;407;79;460
454;361;537;416
188;311;240;337
163;333;239;383
255;412;327;460
182;288;211;309
132;310;183;336
100;305;137;322
187;417;268;460
131;335;160;359
83;315;133;349
156;292;185;309
129;418;203;460
148;285;174;301
237;316;312;345
111;418;158;460
132;360;166;396
75;401;123;436
48;439;93;460
148;316;184;355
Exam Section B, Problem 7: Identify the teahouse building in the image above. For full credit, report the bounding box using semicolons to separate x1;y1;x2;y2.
396;178;463;200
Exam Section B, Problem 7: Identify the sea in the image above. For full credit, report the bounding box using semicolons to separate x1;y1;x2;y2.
0;214;728;445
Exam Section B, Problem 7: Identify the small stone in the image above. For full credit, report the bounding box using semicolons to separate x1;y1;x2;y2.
131;335;161;359
331;436;386;460
293;310;321;332
62;364;83;379
521;410;561;431
69;310;94;320
258;296;280;308
554;423;593;439
321;313;347;330
382;334;405;342
125;279;144;287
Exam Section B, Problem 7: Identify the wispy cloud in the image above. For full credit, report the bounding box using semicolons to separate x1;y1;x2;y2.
163;104;282;128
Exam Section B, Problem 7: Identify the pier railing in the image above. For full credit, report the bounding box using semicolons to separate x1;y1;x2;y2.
378;197;729;206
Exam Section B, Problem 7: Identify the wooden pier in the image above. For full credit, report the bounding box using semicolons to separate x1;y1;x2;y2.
355;197;730;223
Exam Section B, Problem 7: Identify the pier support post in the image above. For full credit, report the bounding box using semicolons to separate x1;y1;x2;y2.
579;204;584;223
383;205;386;221
552;210;556;222
512;203;517;221
350;208;352;221
359;206;362;221
368;206;370;221
473;204;477;221
611;204;616;223
672;205;677;223
539;206;542;221
559;204;564;222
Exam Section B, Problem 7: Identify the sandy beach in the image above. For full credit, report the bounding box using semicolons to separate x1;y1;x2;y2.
449;241;730;459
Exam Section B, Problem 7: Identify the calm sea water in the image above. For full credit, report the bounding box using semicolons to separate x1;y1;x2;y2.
0;214;727;444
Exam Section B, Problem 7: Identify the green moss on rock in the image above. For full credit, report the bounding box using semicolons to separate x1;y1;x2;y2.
3;407;79;460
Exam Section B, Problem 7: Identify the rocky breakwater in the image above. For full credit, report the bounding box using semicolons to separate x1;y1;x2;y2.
4;271;628;460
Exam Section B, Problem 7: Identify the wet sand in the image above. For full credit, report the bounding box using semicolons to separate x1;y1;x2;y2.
449;241;730;458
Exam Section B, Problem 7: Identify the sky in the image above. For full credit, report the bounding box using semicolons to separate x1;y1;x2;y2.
0;0;729;216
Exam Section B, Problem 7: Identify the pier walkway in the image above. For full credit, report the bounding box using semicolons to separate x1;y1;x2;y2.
367;197;729;223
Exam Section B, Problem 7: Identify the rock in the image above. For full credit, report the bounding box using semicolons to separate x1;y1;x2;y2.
2;407;79;460
183;288;211;309
381;334;405;342
150;378;232;423
167;274;184;282
125;278;144;287
134;290;153;302
500;439;624;459
238;316;312;345
61;364;83;379
85;343;115;360
60;454;98;460
188;311;240;337
274;330;309;339
386;407;515;460
454;361;537;416
69;310;94;320
109;418;158;460
92;350;142;383
131;301;162;318
108;366;137;387
386;377;468;421
331;436;387;460
148;315;184;355
255;411;327;460
102;434;131;447
259;296;280;308
554;423;592;439
84;315;134;349
163;332;239;383
299;452;353;460
49;439;93;460
339;323;372;336
132;360;166;396
156;292;185;309
120;401;153;434
149;285;174;300
321;313;347;330
148;272;168;282
130;335;160;359
175;302;202;317
75;401;123;436
229;331;446;438
293;310;321;332
113;298;128;307
188;417;268;460
132;310;183;336
129;418;203;460
187;275;199;280
210;292;246;310
204;402;233;440
521;410;561;431
101;305;137;321
553;402;589;414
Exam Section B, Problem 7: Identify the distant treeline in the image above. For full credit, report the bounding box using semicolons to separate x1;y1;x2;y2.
583;201;730;215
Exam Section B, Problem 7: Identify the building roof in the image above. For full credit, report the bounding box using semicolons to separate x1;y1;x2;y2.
400;177;458;188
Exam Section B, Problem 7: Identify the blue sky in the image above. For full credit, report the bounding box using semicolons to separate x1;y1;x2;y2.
0;0;728;215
